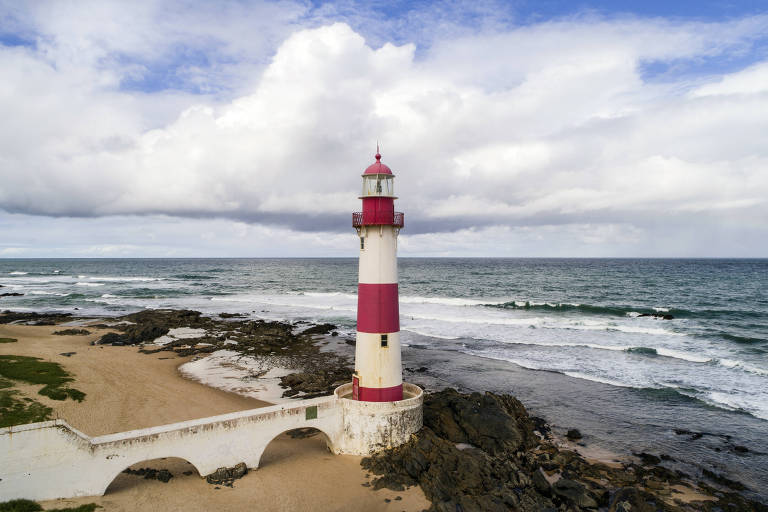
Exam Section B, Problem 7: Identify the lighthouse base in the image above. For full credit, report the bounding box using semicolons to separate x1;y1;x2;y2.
333;382;423;455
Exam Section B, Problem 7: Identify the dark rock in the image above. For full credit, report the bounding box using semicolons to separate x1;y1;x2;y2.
331;331;339;336
206;462;247;485
415;367;428;373
566;429;582;441
609;487;660;512
637;313;675;320
552;478;598;508
733;445;749;453
53;329;91;336
0;311;72;325
299;323;337;336
634;452;661;466
122;467;173;483
59;352;76;357
219;312;247;318
0;292;24;297
702;468;746;491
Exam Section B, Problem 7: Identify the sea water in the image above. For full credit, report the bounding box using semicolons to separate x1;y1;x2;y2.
1;258;766;490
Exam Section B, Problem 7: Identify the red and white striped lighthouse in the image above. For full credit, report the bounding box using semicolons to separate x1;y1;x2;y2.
352;148;405;402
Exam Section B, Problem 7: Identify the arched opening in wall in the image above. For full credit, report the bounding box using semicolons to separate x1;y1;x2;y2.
259;427;332;469
104;457;200;495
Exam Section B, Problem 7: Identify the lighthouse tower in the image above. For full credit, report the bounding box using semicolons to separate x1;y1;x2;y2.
352;148;405;402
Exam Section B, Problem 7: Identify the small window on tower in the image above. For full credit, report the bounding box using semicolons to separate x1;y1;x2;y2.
360;237;365;250
380;334;388;347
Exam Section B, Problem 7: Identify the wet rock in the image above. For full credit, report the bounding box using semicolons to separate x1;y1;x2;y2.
634;452;661;466
0;292;24;297
299;323;337;336
566;429;583;441
219;312;247;318
702;468;746;491
53;328;91;336
637;313;675;320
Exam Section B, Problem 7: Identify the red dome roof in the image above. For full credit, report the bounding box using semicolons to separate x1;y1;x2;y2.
363;152;392;175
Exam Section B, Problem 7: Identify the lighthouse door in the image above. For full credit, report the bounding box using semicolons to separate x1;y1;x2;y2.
352;375;360;400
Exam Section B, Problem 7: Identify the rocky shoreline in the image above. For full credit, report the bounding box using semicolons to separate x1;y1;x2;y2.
2;309;766;510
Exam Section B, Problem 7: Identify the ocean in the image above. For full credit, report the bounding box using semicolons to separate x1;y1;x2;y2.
1;258;767;492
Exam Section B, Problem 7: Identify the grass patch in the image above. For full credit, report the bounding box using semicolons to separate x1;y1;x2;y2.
0;355;85;402
0;388;53;428
0;500;100;512
0;338;17;343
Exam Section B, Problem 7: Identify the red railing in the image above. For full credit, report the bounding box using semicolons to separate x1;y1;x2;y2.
353;212;404;228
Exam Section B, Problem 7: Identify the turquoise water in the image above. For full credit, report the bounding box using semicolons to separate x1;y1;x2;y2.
1;258;767;491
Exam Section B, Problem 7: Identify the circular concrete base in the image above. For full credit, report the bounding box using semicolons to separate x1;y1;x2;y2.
332;382;423;455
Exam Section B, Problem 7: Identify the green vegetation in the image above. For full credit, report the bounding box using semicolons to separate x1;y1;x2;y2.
0;338;17;343
0;355;85;402
0;500;100;512
0;386;53;428
0;356;85;428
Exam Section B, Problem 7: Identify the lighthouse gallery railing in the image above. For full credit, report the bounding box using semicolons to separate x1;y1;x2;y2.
353;212;404;228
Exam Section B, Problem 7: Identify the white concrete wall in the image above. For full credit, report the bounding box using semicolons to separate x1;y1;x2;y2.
0;384;423;502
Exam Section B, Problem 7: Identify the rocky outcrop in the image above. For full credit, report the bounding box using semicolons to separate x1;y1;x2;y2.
53;329;91;336
0;311;72;325
362;389;767;512
205;462;247;487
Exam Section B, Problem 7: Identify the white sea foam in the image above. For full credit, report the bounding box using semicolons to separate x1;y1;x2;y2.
9;271;28;275
653;307;670;312
403;327;461;340
75;282;104;287
400;295;504;306
655;348;711;363
704;391;768;421
718;359;768;376
302;291;358;299
28;290;69;296
88;276;163;282
562;371;633;388
101;294;118;298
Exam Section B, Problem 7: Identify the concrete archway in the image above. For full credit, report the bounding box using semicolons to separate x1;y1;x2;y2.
100;455;206;497
258;427;334;469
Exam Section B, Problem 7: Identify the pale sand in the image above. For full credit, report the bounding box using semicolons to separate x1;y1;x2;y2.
0;324;430;511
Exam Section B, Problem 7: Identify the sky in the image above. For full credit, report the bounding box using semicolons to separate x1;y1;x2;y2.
1;0;767;258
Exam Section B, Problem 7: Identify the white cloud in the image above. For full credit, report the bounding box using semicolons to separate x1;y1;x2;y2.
1;8;768;255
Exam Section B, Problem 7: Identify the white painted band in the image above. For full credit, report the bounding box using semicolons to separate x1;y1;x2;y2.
359;225;398;284
354;331;402;388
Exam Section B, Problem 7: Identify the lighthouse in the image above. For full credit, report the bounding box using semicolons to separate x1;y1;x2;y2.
352;148;405;402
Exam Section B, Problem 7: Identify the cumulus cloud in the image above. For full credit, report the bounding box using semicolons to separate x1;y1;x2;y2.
1;4;768;255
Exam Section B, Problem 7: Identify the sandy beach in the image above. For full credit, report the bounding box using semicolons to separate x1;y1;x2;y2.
0;323;429;511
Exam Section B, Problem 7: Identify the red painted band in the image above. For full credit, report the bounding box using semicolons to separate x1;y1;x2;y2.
357;283;399;333
357;384;403;402
362;197;394;225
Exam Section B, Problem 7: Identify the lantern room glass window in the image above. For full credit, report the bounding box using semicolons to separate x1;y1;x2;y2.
362;175;394;197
